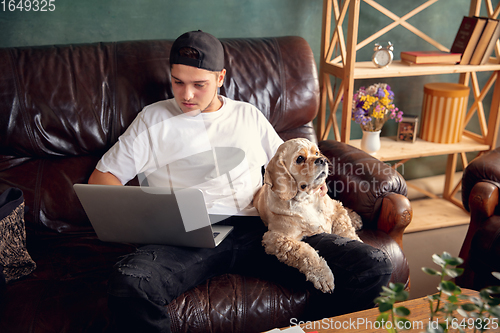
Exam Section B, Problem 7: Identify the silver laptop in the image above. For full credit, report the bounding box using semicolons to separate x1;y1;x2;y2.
73;184;233;248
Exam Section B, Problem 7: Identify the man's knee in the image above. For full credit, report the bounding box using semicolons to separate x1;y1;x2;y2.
302;233;393;283
108;249;164;302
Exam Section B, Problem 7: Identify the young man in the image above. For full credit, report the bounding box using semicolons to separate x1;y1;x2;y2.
89;31;393;333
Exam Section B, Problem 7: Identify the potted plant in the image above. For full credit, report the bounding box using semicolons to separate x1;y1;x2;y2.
352;83;403;155
375;252;500;333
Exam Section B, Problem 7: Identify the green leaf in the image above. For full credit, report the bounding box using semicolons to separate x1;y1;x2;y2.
422;267;441;276
391;282;405;293
376;297;395;306
487;298;500;306
480;289;494;302
377;312;390;322
441;252;452;260
394;290;409;302
444;267;464;278
444;257;464;266
484;285;500;294
432;254;446;267
456;307;469;317
376;313;394;332
379;302;393;312
437;252;463;265
488;305;500;318
381;285;396;295
461;303;480;312
443;302;458;312
395;306;410;317
439;281;458;294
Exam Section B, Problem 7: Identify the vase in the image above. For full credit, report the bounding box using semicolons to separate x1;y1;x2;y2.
361;130;381;155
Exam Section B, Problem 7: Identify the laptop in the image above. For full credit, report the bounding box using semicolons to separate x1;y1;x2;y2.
73;184;233;248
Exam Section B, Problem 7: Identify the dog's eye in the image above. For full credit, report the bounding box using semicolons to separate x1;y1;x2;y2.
296;156;305;164
315;152;319;156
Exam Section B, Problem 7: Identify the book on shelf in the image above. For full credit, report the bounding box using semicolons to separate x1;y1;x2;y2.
400;51;461;65
470;18;499;65
478;19;500;64
450;16;487;65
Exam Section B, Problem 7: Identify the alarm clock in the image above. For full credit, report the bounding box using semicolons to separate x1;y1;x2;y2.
372;42;394;68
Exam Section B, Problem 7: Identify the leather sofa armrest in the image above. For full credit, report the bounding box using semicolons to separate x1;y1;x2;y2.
457;181;499;288
468;181;500;223
378;192;412;250
318;140;410;248
457;148;500;288
462;148;500;211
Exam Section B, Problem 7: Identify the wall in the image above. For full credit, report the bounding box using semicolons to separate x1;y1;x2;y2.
404;224;468;299
0;0;491;179
0;0;323;48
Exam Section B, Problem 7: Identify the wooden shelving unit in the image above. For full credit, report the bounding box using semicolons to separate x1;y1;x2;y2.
317;0;500;231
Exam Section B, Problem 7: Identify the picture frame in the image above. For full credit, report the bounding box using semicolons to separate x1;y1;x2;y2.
397;115;418;143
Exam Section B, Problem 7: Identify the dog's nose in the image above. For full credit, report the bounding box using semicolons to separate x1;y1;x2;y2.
315;157;327;165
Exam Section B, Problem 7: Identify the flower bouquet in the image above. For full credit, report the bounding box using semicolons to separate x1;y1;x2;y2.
352;83;403;132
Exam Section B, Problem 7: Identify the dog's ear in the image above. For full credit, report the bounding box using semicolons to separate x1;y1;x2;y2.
264;149;297;201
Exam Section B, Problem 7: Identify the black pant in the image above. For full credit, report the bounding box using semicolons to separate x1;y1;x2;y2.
107;216;393;333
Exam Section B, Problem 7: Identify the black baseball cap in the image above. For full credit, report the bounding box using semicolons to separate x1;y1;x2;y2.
170;30;225;72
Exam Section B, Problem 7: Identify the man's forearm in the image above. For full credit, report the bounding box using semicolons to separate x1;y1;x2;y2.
88;169;123;185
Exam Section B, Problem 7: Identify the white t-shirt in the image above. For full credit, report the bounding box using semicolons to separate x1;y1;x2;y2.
96;96;283;216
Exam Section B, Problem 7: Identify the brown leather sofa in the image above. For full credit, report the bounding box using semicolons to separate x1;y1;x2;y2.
0;36;411;333
457;147;500;290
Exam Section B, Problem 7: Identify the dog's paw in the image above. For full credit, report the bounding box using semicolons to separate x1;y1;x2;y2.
347;208;363;230
305;259;335;293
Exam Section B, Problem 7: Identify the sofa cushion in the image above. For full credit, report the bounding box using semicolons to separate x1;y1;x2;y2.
0;234;135;332
0;156;99;234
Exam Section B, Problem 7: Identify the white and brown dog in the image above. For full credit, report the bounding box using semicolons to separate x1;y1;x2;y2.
253;138;362;293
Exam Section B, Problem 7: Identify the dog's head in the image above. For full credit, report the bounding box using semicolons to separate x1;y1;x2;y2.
264;138;329;201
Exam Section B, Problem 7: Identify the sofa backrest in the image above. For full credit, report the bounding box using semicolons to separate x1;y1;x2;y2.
0;37;318;158
0;36;319;233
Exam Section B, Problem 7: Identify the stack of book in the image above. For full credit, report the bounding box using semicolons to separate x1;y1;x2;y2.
400;16;500;66
400;51;461;65
451;16;500;65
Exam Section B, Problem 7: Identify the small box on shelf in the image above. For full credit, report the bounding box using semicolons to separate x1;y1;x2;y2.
420;82;469;144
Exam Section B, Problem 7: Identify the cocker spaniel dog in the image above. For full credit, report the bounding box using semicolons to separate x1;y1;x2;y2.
253;138;362;293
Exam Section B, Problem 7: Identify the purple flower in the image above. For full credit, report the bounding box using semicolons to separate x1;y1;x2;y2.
352;108;371;125
376;88;385;98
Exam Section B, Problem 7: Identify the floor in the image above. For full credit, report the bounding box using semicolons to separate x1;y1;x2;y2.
404;223;468;299
403;175;469;299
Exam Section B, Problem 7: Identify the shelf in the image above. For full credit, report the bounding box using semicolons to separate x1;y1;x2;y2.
323;60;500;79
348;136;490;162
318;0;500;233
